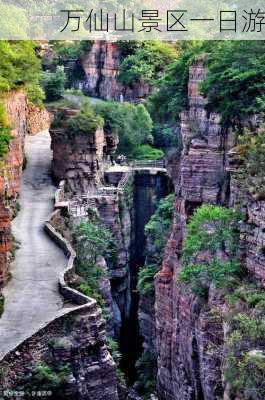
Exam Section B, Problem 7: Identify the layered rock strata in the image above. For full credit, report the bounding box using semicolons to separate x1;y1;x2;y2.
155;57;236;400
79;41;151;102
0;91;28;286
50;108;118;193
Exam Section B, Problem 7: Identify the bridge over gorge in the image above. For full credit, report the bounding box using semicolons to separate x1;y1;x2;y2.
58;160;168;218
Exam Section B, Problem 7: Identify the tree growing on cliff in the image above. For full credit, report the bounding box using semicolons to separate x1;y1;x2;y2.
0;41;44;106
118;41;178;87
74;220;115;266
65;103;103;138
201;41;265;126
179;205;242;296
94;101;153;158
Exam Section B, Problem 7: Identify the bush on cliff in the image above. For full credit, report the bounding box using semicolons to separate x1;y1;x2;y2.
74;220;115;266
65;104;103;138
0;41;44;106
201;41;265;126
179;205;242;296
94;101;153;158
73;219;116;306
235;128;265;200
118;41;178;87
0;102;12;158
133;144;164;160
147;41;211;123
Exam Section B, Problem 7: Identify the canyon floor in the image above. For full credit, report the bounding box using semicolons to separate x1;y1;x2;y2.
0;131;72;359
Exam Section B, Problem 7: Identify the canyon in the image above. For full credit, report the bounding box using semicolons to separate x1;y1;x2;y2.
0;42;264;400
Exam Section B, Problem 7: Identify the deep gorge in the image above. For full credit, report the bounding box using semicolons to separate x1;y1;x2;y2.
0;40;264;400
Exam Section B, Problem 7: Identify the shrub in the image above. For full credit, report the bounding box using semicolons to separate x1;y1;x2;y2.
179;205;242;295
147;41;211;123
201;41;265;126
225;312;265;400
137;264;160;295
145;193;175;252
94;101;153;158
74;220;115;266
133;144;164;160
0;102;12;158
65;104;103;138
19;362;71;394
118;41;177;87
0;41;44;106
106;337;126;385
135;351;157;399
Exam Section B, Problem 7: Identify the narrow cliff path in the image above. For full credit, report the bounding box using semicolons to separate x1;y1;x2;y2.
0;131;71;360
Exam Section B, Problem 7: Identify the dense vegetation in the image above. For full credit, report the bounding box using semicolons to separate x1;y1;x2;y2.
118;41;178;87
137;194;175;296
201;41;265;126
0;102;12;158
73;218;116;306
235;128;265;201
225;284;265;399
41;66;66;101
94;101;154;158
65;104;103;138
148;41;265;128
0;41;44;158
179;205;242;296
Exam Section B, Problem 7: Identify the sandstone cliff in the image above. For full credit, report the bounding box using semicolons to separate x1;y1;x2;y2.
79;41;150;102
0;91;28;285
50;108;118;193
0;92;51;286
154;56;265;399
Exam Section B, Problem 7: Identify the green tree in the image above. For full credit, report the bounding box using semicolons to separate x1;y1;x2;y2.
94;101;153;157
74;220;115;265
42;66;66;101
137;194;175;295
201;41;265;126
0;41;44;106
118;41;178;87
65;103;103;138
179;205;242;296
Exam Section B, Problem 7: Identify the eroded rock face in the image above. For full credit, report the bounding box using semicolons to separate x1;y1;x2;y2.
27;103;50;135
50;109;118;193
0;91;28;286
0;305;119;400
154;57;235;400
79;41;151;102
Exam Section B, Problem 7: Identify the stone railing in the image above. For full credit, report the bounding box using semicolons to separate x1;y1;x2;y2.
0;209;97;363
44;209;93;305
117;171;133;190
131;159;166;169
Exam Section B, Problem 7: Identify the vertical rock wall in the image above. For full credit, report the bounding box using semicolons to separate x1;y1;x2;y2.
0;91;28;286
155;57;235;400
79;41;151;102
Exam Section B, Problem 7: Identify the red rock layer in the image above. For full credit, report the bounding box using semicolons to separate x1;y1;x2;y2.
155;57;235;400
0;91;28;285
80;41;151;102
